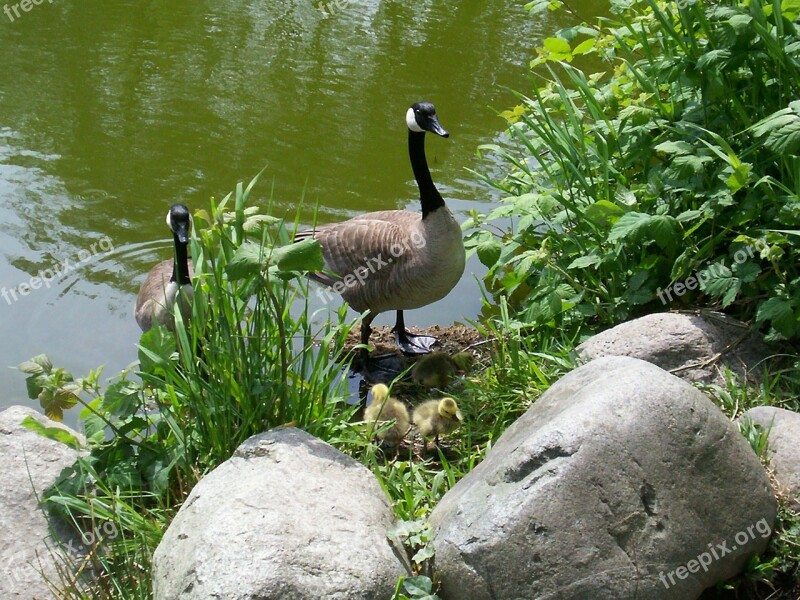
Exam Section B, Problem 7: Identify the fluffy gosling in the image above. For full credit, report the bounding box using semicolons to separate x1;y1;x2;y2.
412;397;463;445
411;351;474;389
364;384;410;446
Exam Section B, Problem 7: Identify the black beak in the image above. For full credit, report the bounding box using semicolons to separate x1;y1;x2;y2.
427;115;450;138
174;221;190;244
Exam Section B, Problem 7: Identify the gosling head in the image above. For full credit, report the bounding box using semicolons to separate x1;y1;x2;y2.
166;204;192;244
370;383;390;405
406;101;449;138
438;397;463;421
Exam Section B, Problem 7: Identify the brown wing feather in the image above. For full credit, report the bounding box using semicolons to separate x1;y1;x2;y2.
295;211;422;312
134;259;194;331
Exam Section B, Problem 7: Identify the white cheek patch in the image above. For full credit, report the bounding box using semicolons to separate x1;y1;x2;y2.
406;108;424;133
166;210;172;229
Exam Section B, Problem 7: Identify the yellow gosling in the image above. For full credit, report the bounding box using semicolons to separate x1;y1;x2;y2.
412;397;463;445
364;384;410;447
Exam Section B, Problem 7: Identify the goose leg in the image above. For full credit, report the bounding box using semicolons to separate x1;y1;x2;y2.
360;313;375;347
392;310;436;354
352;312;404;380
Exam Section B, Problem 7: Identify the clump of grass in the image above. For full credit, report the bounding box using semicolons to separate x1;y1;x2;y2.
20;171;361;598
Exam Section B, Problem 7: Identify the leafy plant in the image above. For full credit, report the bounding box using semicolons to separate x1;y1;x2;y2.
738;415;771;459
392;575;441;600
19;172;361;598
468;0;800;341
16;354;94;422
390;519;436;568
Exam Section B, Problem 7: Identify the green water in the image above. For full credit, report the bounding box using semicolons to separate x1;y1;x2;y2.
0;1;595;418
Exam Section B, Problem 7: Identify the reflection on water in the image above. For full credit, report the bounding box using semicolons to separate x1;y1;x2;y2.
0;0;598;422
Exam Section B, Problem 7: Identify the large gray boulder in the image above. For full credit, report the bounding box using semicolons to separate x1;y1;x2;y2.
429;356;776;600
745;406;800;511
577;311;768;385
0;406;84;600
152;427;409;600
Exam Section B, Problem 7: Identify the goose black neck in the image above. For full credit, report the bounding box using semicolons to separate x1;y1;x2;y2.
171;235;191;286
409;130;445;219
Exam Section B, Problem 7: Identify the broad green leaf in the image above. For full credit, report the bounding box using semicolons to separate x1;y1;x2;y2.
40;388;79;422
573;38;595;55
403;576;433;595
543;37;571;54
786;41;800;54
389;520;425;538
782;0;800;19
242;214;280;234
103;381;141;419
526;0;560;14
752;102;800;155
676;209;702;222
568;255;602;269
756;296;797;337
81;397;107;445
584;200;625;228
608;212;651;244
666;154;713;177
727;14;753;34
227;239;324;280
226;241;265;280
20;416;83;450
614;187;637;206
696;49;731;70
648;215;681;249
138;327;177;374
25;374;46;400
271;238;324;273
17;355;52;375
654;140;694;155
476;238;502;268
732;260;761;283
412;545;435;564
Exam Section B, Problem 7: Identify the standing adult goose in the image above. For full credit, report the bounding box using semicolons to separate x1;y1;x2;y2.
296;101;466;354
135;204;194;332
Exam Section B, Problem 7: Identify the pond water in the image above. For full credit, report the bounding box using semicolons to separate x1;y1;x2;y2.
0;0;597;420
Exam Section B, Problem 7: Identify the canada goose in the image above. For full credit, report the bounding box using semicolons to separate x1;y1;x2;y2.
295;101;466;354
135;204;194;332
412;397;463;444
363;383;410;446
411;351;474;389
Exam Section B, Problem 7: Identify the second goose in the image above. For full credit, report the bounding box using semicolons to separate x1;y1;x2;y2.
296;101;465;354
135;204;194;332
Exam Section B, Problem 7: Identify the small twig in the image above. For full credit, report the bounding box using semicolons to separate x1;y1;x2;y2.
669;329;753;374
